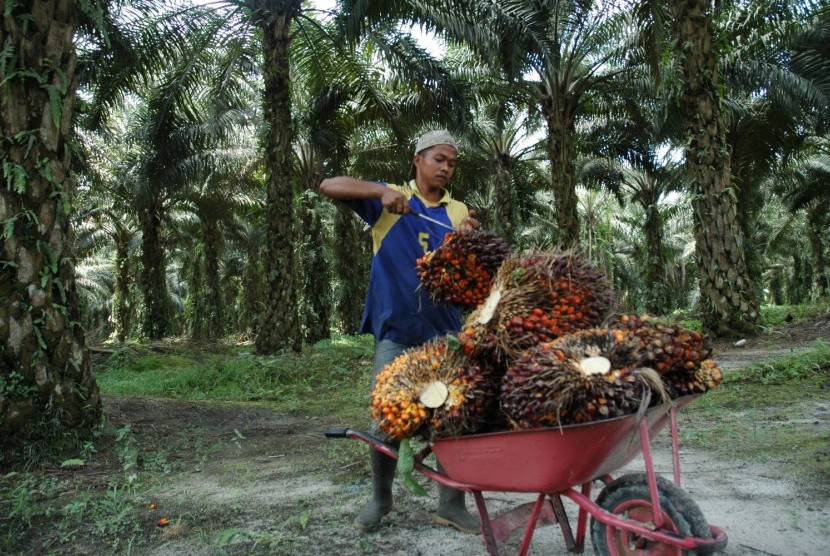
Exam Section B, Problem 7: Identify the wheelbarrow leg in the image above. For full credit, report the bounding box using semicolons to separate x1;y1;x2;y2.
574;482;592;552
550;494;584;553
516;494;553;555
472;491;500;556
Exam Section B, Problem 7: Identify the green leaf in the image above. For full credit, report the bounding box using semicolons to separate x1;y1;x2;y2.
298;509;310;530
403;472;428;497
3;216;16;239
61;459;85;468
446;334;461;352
33;326;47;350
397;438;414;474
216;528;250;545
396;439;428;497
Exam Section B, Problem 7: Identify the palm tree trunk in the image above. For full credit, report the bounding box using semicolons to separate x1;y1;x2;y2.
253;0;303;354
493;156;517;244
671;0;759;336
139;197;170;339
0;0;101;454
242;230;263;336
203;215;224;338
643;205;668;314
334;207;370;334
298;192;331;343
112;234;132;343
805;206;829;298
542;92;580;246
791;251;809;304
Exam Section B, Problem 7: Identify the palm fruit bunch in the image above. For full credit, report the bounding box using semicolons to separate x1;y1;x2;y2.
458;250;614;362
500;328;661;429
661;358;723;397
416;229;512;308
427;345;504;440
610;314;712;374
371;340;450;440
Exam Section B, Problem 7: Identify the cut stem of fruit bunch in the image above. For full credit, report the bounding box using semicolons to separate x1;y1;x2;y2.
458;250;614;361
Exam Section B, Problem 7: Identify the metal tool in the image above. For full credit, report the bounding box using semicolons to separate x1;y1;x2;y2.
409;208;455;231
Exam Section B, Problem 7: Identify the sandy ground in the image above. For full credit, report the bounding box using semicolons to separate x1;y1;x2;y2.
137;401;829;556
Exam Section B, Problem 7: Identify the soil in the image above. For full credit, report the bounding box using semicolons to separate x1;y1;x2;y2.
21;314;830;555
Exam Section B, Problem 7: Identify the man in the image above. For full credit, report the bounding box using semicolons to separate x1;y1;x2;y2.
320;130;480;533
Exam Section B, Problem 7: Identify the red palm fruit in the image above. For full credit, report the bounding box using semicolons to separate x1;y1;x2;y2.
609;314;713;373
370;340;452;440
417;229;511;309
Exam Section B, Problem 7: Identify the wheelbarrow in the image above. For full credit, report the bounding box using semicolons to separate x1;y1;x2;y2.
326;394;728;555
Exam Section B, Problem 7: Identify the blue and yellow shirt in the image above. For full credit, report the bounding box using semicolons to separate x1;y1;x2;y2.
344;180;470;344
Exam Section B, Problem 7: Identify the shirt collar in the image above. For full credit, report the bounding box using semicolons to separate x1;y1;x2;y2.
409;179;451;205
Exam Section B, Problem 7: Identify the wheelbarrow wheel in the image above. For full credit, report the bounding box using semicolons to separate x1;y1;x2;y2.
590;473;711;556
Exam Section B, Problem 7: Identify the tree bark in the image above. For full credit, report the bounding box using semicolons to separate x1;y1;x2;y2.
643;203;669;314
805;206;829;299
139;196;170;339
333;207;370;335
542;91;580;247
188;209;223;342
671;0;759;336
1;0;100;455
299;194;331;344
253;0;303;354
493;153;517;245
112;233;132;343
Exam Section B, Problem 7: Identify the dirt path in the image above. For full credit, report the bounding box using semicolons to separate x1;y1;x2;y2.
103;402;829;556
96;316;830;555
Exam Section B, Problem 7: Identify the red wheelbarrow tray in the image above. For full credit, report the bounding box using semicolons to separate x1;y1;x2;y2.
431;396;690;493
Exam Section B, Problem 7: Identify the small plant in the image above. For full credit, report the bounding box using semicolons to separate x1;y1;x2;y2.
115;424;139;480
732;341;829;385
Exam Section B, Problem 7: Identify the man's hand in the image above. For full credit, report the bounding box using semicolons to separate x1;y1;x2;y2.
457;209;480;232
380;188;410;214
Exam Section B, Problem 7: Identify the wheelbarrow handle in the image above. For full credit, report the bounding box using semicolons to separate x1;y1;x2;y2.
324;427;397;452
325;427;483;492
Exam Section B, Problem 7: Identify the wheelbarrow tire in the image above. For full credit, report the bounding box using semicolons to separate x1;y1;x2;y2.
590;473;711;556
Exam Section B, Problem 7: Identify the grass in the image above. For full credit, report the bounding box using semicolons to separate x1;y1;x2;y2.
759;300;830;328
96;334;375;421
670;300;830;332
680;340;830;494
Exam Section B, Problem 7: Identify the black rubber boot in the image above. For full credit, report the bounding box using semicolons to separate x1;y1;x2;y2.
434;462;480;534
354;448;397;531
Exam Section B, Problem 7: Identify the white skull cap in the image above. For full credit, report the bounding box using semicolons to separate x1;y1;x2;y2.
415;129;458;155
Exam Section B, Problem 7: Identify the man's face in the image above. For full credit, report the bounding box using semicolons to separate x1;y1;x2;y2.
414;144;457;190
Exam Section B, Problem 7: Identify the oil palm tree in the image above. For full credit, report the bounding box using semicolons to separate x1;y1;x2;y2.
421;1;648;246
669;0;760;336
1;0;101;455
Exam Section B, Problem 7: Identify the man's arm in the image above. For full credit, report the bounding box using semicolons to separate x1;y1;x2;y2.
319;176;411;214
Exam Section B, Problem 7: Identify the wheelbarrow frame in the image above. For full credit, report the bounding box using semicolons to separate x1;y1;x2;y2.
326;394;728;555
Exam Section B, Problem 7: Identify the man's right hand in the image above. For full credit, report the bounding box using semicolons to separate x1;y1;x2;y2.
380;188;410;215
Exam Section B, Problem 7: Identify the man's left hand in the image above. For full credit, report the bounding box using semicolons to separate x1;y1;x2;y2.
457;210;480;232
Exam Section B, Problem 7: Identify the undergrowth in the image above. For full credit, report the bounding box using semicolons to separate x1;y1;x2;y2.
96;334;374;420
1;334;376;554
680;340;830;494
